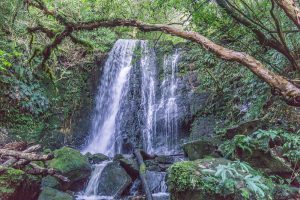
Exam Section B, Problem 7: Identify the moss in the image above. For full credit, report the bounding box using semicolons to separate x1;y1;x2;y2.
0;167;40;199
0;167;25;195
168;159;226;192
48;147;91;183
182;137;220;160
140;163;146;174
168;158;274;200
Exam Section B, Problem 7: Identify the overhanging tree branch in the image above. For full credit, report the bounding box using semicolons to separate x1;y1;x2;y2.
215;0;299;71
275;0;300;30
24;0;300;106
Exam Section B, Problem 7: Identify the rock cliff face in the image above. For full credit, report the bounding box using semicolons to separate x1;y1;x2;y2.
76;40;210;155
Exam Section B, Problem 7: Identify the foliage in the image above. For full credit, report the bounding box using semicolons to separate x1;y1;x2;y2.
0;167;25;197
220;129;300;169
220;135;256;159
168;158;273;199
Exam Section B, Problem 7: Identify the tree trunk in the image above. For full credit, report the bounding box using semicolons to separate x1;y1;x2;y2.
0;149;53;161
25;0;300;106
70;19;300;106
134;149;153;200
276;0;300;30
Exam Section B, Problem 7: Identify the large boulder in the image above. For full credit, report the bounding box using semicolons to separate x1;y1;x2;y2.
0;167;40;200
168;158;274;200
225;119;263;139
41;176;61;190
97;161;132;197
239;149;293;176
114;154;139;180
47;147;91;191
182;137;220;160
38;187;74;200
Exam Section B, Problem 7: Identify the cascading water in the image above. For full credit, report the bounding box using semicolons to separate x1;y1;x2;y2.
154;50;180;154
82;39;137;156
79;39;182;200
77;161;113;200
140;41;157;154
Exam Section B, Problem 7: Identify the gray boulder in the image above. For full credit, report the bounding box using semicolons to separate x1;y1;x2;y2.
97;161;132;197
182;137;220;160
85;152;109;164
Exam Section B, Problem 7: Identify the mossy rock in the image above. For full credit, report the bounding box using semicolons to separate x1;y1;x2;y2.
168;158;274;200
38;187;74;200
240;149;293;176
85;152;109;164
0;167;40;200
182;137;220;160
48;147;91;190
41;176;61;190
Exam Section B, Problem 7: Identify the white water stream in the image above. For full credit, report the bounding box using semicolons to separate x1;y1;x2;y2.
79;40;181;200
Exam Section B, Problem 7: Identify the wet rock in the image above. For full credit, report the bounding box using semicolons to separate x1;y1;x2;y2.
41;176;61;190
225;119;263;139
97;161;132;197
189;116;215;140
145;160;165;172
152;193;170;200
155;155;176;164
118;156;139;180
48;147;91;191
38;187;74;200
85;152;109;164
240;149;293;176
182;137;220;160
145;171;167;193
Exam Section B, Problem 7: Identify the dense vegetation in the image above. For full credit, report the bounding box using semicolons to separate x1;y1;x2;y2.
0;0;300;200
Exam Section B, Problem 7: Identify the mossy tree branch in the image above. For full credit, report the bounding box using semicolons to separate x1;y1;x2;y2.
24;0;300;107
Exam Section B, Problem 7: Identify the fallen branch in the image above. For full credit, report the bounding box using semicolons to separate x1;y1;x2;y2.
0;149;53;161
27;163;69;182
134;149;153;200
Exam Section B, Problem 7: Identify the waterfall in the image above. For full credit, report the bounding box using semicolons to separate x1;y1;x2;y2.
77;161;113;200
82;39;137;156
154;50;180;154
140;41;157;154
80;39;182;199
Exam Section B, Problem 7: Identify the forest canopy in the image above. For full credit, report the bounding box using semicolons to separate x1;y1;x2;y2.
1;0;300;107
0;1;300;200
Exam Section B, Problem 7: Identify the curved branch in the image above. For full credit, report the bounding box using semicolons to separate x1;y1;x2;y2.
71;19;300;106
216;0;298;71
24;0;300;106
0;149;54;161
276;0;300;30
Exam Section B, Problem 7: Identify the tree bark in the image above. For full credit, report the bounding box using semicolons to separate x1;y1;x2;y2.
0;149;53;161
27;163;69;182
25;0;300;106
216;0;298;71
276;0;300;30
2;144;42;167
134;149;153;200
69;19;300;106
